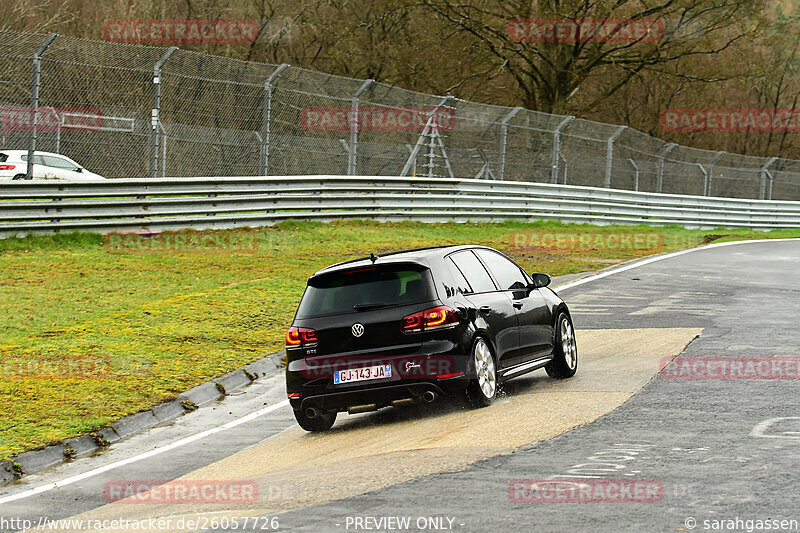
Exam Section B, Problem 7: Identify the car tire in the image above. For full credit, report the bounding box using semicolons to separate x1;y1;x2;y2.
545;312;578;379
466;337;497;408
12;174;26;180
293;408;337;432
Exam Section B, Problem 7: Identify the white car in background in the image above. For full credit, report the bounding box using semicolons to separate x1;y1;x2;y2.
0;150;106;181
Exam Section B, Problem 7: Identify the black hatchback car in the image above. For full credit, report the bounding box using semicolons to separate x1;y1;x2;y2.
285;245;577;431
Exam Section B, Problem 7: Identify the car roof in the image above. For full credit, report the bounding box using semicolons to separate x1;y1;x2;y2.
311;244;494;277
0;150;70;158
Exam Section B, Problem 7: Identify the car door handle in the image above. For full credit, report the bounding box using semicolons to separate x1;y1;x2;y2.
479;306;492;314
513;301;523;309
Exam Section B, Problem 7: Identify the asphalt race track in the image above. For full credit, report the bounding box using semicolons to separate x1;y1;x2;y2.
1;239;799;533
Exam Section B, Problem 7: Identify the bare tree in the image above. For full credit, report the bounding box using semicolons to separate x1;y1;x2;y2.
420;0;763;114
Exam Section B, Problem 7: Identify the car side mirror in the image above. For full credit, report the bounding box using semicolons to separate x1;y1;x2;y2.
529;273;551;289
77;168;84;173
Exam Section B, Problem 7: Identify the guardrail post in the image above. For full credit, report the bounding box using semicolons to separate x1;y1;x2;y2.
656;143;677;193
551;116;574;184
348;79;375;175
25;33;58;179
150;46;178;179
703;151;725;196
498;106;522;181
604;126;626;188
259;63;289;176
628;158;640;191
759;157;778;200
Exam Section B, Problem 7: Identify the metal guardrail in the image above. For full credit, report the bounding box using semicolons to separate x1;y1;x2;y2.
1;176;799;237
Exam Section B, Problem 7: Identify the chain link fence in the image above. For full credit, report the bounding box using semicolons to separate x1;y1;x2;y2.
1;29;798;200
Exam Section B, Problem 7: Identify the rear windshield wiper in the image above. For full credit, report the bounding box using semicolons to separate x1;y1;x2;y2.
353;303;397;311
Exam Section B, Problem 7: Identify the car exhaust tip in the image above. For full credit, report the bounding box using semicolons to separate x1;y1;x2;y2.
422;391;437;403
347;403;378;414
391;398;415;407
305;407;319;419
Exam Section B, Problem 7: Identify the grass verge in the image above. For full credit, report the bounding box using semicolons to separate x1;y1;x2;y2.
1;220;798;459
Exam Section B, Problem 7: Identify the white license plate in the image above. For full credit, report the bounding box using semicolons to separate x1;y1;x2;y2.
333;364;392;384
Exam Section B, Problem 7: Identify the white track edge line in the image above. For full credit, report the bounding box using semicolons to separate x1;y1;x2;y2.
553;238;800;292
0;400;290;505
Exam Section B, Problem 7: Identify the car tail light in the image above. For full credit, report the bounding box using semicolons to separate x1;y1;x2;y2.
286;326;318;347
402;306;459;333
0;164;15;170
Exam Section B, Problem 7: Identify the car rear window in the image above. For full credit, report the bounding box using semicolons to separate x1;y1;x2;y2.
0;153;7;163
296;265;434;318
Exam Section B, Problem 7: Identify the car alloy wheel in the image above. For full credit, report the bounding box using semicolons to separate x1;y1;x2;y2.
467;337;497;407
545;312;578;379
561;318;577;371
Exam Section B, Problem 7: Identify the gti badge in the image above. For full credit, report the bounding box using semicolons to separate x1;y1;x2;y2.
351;323;365;337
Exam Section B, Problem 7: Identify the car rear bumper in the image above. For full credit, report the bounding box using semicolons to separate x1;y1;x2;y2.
293;377;468;413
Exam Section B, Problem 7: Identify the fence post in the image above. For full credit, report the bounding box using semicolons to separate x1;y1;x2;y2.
604;126;626;188
656;143;677;193
150;46;178;179
759;157;778;200
348;79;375;175
259;63;289;176
628;158;640;191
703;151;725;196
159;122;167;178
551;116;574;184
767;169;776;200
25;33;58;179
498;106;522;181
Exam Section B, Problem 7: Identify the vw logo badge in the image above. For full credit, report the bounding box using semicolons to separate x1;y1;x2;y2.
351;323;365;338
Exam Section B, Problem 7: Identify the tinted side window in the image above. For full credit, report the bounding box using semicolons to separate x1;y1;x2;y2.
44;156;79;171
445;257;472;295
449;251;496;293
475;250;527;290
22;154;48;165
0;153;7;163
